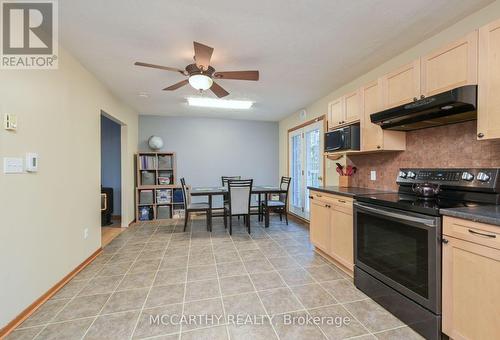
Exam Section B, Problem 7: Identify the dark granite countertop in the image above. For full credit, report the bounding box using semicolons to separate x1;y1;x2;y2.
307;186;394;198
440;205;500;226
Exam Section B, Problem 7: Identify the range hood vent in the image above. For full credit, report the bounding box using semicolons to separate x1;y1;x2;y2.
370;85;477;131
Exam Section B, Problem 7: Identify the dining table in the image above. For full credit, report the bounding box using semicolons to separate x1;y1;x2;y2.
190;185;287;230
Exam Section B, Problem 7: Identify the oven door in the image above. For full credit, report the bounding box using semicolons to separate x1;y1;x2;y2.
354;202;441;313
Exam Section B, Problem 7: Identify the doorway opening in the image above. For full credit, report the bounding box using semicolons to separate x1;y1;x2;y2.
100;112;123;244
288;116;325;220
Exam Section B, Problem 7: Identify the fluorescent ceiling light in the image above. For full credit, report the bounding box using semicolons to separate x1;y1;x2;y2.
188;74;213;90
187;97;253;109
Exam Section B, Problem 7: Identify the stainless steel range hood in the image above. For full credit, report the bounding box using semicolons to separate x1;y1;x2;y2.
370;85;477;131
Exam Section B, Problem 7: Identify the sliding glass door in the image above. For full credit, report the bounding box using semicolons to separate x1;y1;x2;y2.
288;120;324;220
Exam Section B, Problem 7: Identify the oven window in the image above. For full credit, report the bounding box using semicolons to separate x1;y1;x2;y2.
357;211;429;298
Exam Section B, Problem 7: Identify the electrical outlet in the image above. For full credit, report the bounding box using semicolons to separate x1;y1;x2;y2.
84;228;89;239
370;170;377;181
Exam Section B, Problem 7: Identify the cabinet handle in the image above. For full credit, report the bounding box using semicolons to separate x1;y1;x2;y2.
478;133;484;138
468;229;496;238
442;238;449;244
309;196;313;199
420;95;425;99
377;145;381;149
413;97;418;102
338;199;347;203
325;204;331;208
338;121;342;124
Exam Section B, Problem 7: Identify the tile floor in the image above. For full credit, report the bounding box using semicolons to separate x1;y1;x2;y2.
7;216;423;340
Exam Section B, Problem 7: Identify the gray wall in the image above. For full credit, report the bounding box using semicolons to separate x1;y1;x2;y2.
139;116;279;187
101;115;122;215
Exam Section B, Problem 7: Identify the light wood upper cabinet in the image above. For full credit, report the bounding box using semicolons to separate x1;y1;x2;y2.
309;198;331;254
421;31;478;97
361;81;406;152
344;89;362;124
380;60;421;110
478;19;500;140
328;90;361;130
328;98;344;129
442;217;500;340
361;81;383;151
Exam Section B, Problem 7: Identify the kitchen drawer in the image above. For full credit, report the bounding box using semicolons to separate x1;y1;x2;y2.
309;191;353;207
443;216;500;250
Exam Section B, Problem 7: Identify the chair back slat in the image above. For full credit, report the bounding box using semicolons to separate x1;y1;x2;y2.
279;176;291;202
228;179;253;215
221;176;241;188
180;178;191;206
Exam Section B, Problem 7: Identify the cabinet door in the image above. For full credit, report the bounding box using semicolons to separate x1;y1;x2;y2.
328;98;344;129
478;19;500;140
380;60;421;110
442;236;500;340
344;89;361;124
421;31;478;97
361;81;383;151
330;205;354;271
309;199;331;253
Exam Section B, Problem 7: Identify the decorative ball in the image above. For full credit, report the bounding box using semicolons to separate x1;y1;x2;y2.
148;136;164;150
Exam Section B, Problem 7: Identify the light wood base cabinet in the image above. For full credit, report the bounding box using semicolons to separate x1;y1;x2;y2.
442;217;500;340
309;190;354;274
309;199;331;254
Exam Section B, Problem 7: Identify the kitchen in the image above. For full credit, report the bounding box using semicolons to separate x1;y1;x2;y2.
307;17;500;340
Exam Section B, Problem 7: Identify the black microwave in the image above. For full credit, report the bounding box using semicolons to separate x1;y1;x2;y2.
325;124;360;152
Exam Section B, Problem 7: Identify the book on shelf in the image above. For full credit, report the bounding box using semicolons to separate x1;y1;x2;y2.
157;170;173;185
156;189;172;204
172;188;184;203
139;155;157;170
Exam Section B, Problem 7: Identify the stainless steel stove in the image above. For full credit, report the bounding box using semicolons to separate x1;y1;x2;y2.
353;168;500;340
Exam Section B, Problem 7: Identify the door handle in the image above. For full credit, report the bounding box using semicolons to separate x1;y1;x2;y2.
318;176;323;181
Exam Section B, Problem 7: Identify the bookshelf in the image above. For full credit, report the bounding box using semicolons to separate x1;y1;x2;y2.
135;152;184;222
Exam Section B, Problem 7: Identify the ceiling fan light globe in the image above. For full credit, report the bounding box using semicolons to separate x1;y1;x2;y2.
188;74;213;90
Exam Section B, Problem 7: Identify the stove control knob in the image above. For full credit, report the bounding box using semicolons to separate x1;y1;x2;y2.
407;171;416;179
477;172;491;182
461;172;474;181
398;171;407;179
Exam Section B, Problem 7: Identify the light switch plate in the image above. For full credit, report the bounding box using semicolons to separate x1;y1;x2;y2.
370;170;377;181
3;114;17;131
4;157;23;173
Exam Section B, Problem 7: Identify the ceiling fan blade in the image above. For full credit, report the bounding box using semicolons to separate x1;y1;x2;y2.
163;79;189;91
193;41;214;70
213;70;259;81
210;81;229;98
135;62;186;75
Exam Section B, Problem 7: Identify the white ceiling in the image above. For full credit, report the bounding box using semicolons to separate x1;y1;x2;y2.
59;0;492;121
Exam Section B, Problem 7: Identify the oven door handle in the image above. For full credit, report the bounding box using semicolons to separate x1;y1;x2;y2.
355;202;437;227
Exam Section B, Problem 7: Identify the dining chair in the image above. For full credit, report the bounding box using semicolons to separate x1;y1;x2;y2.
221;176;241;220
181;178;212;232
224;179;253;235
262;176;291;227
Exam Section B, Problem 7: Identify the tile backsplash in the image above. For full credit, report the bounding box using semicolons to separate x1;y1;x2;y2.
348;121;500;191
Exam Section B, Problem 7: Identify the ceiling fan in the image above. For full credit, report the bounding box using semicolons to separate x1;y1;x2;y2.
134;41;259;98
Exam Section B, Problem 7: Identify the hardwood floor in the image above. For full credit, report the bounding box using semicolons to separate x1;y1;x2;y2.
101;226;124;247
